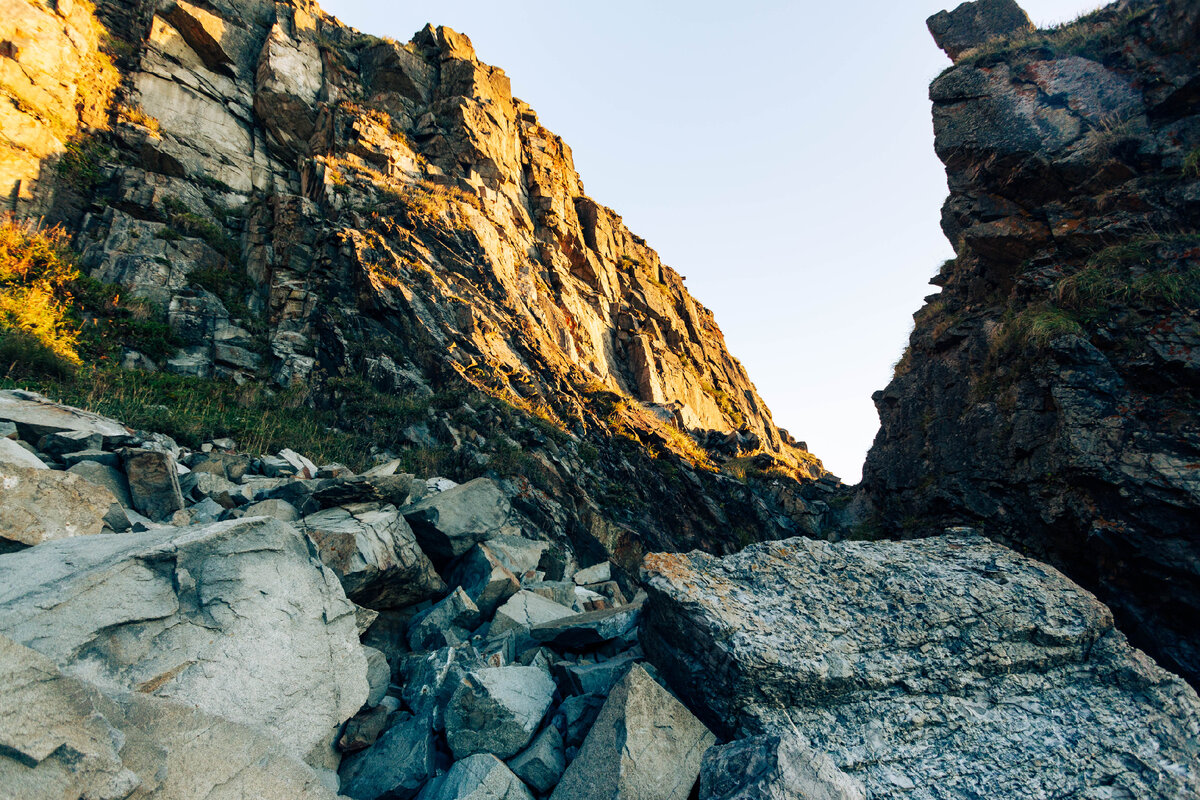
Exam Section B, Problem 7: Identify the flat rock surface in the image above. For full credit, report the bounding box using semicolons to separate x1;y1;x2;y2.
0;517;368;767
0;391;129;440
0;462;120;547
642;535;1200;799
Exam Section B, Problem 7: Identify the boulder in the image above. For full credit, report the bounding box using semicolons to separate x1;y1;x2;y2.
0;462;121;548
417;754;533;800
402;644;486;729
447;544;521;618
0;634;340;800
641;535;1200;799
122;448;186;521
61;448;120;468
301;503;446;609
490;591;575;642
572;562;611;585
0;517;368;767
485;534;549;576
338;703;391;754
555;693;605;748
507;724;565;793
531;598;643;650
700;734;865;800
245;497;302;521
556;650;641;696
67;460;134;507
403;477;511;561
550;665;715;800
409;587;482;650
339;711;437;800
0;390;128;441
445;666;556;759
0;437;47;469
927;0;1033;60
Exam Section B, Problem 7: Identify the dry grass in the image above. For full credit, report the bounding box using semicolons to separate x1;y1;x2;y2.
0;219;82;365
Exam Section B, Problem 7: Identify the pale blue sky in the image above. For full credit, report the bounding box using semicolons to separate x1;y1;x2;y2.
322;0;1102;482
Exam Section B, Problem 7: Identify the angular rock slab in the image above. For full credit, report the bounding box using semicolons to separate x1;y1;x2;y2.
339;712;436;800
0;634;340;800
550;664;715;800
0;437;47;469
0;390;129;441
0;462;120;548
0;517;368;767
927;0;1032;60
122;448;186;521
403;477;511;561
446;666;556;759
408;586;481;651
700;733;865;800
531;597;642;649
641;535;1200;799
507;724;565;793
416;754;532;800
301;503;446;608
447;543;521;618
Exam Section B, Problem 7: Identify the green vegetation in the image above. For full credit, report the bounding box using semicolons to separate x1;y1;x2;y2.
56;136;110;194
162;198;242;263
1055;236;1200;316
1184;148;1200;179
0;220;82;368
1007;306;1085;347
188;265;260;327
957;5;1152;68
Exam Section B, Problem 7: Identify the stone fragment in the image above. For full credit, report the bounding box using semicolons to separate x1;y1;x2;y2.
188;496;225;524
0;421;15;439
0;517;368;767
0;390;128;441
0;436;47;469
486;534;549;576
927;0;1032;60
523;580;577;608
67;460;133;507
279;447;318;478
557;650;641;696
641;535;1200;799
61;448;120;468
38;429;103;457
402;644;485;729
409;587;482;651
555;693;605;748
0;634;340;800
363;645;391;707
445;666;557;759
339;711;437;800
403;477;511;561
448;543;521;618
337;703;391;754
0;462;120;548
700;733;865;800
550;665;715;800
572;561;611;585
532;598;643;649
490;591;576;641
122;448;186;521
301;503;446;609
245;497;301;521
416;753;533;800
507;724;565;793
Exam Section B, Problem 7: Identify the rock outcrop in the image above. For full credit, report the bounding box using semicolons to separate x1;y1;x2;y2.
642;535;1200;799
861;0;1200;685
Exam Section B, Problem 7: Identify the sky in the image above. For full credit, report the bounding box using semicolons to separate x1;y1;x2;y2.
321;0;1102;483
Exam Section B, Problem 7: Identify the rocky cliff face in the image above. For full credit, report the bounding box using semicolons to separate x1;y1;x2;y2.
861;0;1200;685
1;0;834;561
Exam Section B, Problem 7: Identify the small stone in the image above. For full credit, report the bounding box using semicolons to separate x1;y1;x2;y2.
490;591;576;642
445;666;557;759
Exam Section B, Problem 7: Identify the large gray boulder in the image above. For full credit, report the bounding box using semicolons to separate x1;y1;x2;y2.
0;390;129;441
0;462;122;548
417;754;533;800
445;666;556;759
447;543;520;618
408;587;481;651
0;634;340;800
67;460;134;508
927;0;1032;60
403;477;511;561
507;724;565;793
490;591;575;643
339;712;437;800
641;535;1200;799
122;448;186;521
300;503;446;608
550;664;715;800
700;734;865;800
0;517;368;768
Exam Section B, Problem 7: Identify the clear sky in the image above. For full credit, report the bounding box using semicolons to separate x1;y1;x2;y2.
321;0;1102;482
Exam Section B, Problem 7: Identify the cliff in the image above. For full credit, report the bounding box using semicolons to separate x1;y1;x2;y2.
0;0;835;562
861;0;1200;685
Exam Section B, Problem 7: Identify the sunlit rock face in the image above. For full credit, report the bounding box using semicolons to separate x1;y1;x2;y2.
861;0;1200;685
1;0;836;559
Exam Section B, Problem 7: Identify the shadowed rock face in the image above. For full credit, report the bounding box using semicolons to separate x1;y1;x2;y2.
641;536;1200;800
861;0;1200;686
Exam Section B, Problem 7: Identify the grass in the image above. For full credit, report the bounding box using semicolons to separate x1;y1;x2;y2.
56;136;110;194
1055;236;1200;315
162;198;242;263
955;5;1152;68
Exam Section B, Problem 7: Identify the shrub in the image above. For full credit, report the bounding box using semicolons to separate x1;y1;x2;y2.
0;219;82;368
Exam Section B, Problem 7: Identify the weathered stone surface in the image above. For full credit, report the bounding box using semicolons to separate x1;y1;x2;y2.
403;478;512;561
927;0;1032;60
485;535;549;577
445;666;556;759
363;645;390;707
0;437;47;469
245;497;301;521
642;536;1200;799
448;543;521;618
555;693;605;748
572;561;611;585
339;711;436;800
301;503;446;609
0;462;120;547
66;460;134;508
532;598;642;649
0;517;368;767
557;650;641;696
491;590;576;641
700;734;865;800
550;664;715;800
417;753;533;800
507;724;565;793
0;634;340;800
0;392;127;442
409;587;481;651
402;644;486;729
122;448;186;521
